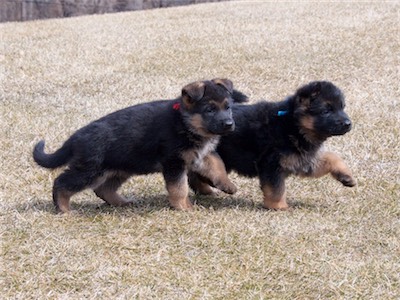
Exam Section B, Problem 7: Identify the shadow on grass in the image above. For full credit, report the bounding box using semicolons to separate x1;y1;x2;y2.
16;195;170;216
193;195;323;211
192;194;262;210
18;192;321;216
289;200;324;210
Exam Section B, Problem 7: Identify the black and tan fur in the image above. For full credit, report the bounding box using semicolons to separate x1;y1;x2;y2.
190;81;356;209
33;79;239;213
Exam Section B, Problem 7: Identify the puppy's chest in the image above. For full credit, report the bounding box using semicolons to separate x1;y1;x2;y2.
182;138;219;170
280;151;319;175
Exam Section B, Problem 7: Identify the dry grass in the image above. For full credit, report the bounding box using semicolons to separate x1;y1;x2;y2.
1;1;399;299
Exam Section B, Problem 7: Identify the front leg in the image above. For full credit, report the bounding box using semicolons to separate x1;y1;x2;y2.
163;161;193;210
192;152;237;195
188;172;216;195
311;151;356;187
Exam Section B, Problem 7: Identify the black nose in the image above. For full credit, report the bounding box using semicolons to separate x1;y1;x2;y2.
343;119;352;129
224;120;234;130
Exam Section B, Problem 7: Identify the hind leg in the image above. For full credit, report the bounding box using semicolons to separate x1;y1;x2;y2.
261;181;288;210
52;188;75;214
53;169;101;213
259;161;289;210
94;172;132;207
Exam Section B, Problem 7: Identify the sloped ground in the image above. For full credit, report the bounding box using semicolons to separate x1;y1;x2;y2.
1;2;399;298
0;0;225;22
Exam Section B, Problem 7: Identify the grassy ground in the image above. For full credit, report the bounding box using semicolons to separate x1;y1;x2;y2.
1;1;399;299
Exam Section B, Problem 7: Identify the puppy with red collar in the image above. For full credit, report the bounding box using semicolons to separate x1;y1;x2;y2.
33;79;241;213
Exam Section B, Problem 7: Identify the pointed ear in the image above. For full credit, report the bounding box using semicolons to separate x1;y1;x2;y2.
212;78;233;94
297;81;321;98
231;89;249;103
181;81;205;109
309;81;322;99
296;81;322;106
296;95;310;107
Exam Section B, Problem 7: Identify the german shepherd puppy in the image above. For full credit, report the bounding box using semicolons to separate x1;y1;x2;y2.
33;79;239;213
189;81;356;209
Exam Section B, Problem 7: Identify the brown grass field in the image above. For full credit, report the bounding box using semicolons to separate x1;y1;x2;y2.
1;1;399;298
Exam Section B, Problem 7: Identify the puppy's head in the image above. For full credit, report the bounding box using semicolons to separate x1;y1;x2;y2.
180;78;236;137
294;81;352;140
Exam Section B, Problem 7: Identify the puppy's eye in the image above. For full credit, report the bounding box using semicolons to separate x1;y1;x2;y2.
322;105;333;115
322;109;330;115
225;104;231;110
206;106;216;113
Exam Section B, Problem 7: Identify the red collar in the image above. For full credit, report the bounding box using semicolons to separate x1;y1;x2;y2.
173;102;180;110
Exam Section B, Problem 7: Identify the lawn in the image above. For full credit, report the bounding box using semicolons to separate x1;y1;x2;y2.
1;1;399;298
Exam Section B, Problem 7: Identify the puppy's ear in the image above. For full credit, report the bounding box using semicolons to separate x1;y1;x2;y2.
297;81;322;105
212;78;233;94
309;81;322;99
231;89;249;103
182;81;205;109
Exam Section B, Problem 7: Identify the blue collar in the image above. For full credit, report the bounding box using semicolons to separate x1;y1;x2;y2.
277;110;288;116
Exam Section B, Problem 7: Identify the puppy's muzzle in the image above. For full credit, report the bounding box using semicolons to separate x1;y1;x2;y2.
223;120;235;131
213;119;235;134
342;118;352;131
333;117;352;135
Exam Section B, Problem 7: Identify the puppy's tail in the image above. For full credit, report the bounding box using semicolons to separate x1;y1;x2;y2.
33;140;72;169
232;89;249;103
